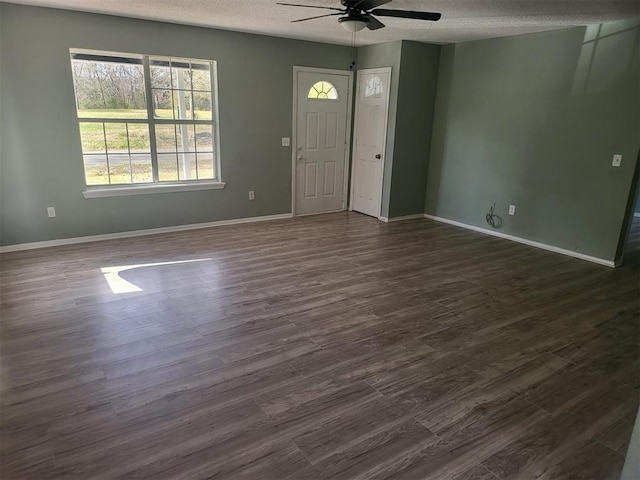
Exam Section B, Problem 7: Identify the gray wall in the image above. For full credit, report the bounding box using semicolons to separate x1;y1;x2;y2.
388;41;440;217
425;22;640;262
622;408;640;480
355;41;402;218
0;3;353;246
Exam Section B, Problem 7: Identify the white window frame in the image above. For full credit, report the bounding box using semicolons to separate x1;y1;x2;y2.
70;49;224;198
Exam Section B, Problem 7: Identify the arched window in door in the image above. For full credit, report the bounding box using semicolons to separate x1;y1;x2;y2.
364;76;383;98
307;81;338;100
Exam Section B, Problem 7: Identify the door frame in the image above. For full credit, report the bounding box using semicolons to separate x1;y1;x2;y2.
348;67;392;220
291;66;354;216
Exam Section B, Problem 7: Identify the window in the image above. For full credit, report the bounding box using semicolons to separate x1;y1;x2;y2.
307;81;338;100
70;49;220;191
365;76;383;98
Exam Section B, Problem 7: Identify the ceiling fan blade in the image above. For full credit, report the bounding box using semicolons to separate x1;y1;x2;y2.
277;2;344;12
352;0;392;11
370;8;442;21
364;14;385;30
291;12;343;23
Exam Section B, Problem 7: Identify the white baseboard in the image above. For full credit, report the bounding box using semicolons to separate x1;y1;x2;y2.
423;214;615;268
378;214;424;223
0;213;293;253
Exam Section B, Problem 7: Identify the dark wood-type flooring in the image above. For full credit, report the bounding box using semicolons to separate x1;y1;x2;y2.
1;213;638;479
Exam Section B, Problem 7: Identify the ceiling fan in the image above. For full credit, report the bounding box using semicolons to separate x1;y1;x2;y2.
277;0;441;32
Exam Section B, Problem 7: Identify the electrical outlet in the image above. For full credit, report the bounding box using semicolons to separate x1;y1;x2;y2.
508;205;516;216
612;154;622;167
248;190;255;200
47;206;56;218
281;137;291;147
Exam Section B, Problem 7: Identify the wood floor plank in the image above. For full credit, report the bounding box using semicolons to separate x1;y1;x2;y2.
310;417;438;480
374;396;548;480
536;439;626;480
453;464;501;480
480;380;637;479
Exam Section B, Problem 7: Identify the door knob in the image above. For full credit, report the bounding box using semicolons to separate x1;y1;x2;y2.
375;154;382;159
297;155;304;161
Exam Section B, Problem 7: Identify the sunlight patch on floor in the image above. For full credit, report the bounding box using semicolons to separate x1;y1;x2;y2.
101;258;211;294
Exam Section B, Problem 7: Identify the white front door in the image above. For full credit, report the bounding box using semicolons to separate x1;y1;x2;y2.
350;68;391;218
294;70;351;215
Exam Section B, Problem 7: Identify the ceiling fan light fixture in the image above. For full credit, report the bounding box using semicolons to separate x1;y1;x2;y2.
339;17;368;32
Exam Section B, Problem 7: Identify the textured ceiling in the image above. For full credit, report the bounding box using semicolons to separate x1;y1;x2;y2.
4;0;640;45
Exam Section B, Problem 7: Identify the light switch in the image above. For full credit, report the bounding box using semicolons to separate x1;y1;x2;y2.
612;154;622;167
281;137;291;147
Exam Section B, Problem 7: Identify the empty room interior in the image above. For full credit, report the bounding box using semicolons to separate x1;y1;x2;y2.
1;0;640;478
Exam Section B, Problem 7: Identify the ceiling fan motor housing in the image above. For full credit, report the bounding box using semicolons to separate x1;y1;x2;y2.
339;10;369;21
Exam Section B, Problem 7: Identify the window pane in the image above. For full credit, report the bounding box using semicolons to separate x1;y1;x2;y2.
191;63;211;91
127;124;151;152
158;153;179;181
79;122;106;154
108;154;132;184
171;64;192;90
194;124;213;150
152;89;173;118
173;90;193;120
149;61;171;89
197;152;214;180
131;153;153;183
84;154;108;185
175;124;191;152
71;59;147;119
177;152;196;181
307;81;338;100
155;124;177;153
104;123;128;154
365;76;383;98
185;124;197;151
193;92;212;120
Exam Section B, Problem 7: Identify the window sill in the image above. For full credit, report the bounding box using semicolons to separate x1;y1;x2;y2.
83;181;226;198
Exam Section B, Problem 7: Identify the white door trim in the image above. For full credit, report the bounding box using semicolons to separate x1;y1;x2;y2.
349;67;392;220
291;66;353;216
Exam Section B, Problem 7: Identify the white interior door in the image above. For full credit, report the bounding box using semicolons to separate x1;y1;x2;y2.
350;68;391;218
295;70;350;215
